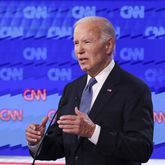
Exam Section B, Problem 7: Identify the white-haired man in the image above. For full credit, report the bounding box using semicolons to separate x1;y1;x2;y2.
26;16;153;165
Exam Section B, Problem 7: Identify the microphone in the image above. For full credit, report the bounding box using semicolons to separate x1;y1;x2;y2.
31;98;67;165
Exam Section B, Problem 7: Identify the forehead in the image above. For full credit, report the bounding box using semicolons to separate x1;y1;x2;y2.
74;21;101;39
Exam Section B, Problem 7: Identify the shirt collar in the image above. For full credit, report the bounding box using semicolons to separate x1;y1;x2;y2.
87;59;115;84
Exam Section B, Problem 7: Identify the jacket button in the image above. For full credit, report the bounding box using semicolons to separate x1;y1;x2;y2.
75;156;78;160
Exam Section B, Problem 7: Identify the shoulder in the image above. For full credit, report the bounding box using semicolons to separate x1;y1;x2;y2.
66;74;87;88
62;74;87;94
115;64;150;93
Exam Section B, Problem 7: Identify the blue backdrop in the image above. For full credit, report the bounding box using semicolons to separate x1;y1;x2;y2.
0;0;164;159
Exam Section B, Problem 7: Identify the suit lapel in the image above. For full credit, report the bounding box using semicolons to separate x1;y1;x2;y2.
88;64;121;122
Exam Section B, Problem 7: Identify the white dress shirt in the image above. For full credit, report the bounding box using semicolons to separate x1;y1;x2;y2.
88;59;115;144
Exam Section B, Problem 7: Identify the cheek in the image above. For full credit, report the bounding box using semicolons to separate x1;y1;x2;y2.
91;53;107;65
74;49;78;58
88;56;99;67
74;47;77;54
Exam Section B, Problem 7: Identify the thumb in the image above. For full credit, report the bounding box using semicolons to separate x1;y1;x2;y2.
40;116;48;127
75;107;84;116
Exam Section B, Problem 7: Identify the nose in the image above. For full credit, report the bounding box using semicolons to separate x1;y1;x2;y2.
75;43;85;55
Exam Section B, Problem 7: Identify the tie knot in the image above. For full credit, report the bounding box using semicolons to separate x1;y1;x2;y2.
86;78;97;89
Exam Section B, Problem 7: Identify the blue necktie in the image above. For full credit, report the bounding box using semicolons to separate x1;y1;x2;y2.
79;78;97;114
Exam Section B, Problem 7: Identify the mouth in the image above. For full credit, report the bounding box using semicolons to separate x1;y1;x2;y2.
78;58;88;63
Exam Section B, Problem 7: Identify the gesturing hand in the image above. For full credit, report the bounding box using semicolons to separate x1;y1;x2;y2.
57;107;96;138
25;116;48;145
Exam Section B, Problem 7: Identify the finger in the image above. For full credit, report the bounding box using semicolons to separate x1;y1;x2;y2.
26;136;40;144
75;106;79;112
57;119;77;125
40;116;48;127
26;129;41;138
75;107;80;115
29;124;37;130
26;130;42;145
60;115;77;121
59;124;78;129
75;108;86;117
26;131;42;140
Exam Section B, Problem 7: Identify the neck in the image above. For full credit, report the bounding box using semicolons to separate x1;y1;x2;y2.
88;59;112;77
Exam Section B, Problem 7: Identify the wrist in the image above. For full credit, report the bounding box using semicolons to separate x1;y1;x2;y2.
88;124;96;138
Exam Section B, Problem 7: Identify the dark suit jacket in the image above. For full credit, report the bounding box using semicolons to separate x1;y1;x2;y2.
36;63;153;165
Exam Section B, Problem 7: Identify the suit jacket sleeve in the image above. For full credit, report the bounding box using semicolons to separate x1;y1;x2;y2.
36;84;70;160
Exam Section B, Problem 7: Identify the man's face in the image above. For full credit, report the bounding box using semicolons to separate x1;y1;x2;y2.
74;22;112;77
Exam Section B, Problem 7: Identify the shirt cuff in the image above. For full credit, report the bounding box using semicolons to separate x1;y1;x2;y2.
88;124;101;145
28;141;41;154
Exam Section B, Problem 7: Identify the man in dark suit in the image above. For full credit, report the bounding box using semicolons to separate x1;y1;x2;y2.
26;16;153;165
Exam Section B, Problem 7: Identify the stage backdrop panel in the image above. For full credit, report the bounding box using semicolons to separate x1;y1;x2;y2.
0;0;164;159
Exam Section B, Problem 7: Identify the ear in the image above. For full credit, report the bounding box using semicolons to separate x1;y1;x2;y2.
105;38;114;55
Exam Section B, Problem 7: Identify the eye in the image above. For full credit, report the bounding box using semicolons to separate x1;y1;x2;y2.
74;41;79;45
84;40;91;44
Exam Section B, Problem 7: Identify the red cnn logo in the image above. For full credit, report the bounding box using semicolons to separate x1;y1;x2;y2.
0;109;23;121
23;89;47;101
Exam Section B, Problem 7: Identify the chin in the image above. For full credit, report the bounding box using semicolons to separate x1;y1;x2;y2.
81;68;88;72
80;66;89;72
